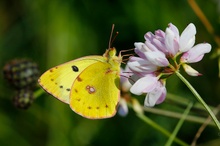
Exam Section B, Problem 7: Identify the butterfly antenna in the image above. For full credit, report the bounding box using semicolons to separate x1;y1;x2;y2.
108;24;115;49
108;24;119;49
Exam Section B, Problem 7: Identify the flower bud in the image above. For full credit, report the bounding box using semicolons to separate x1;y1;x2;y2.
3;59;40;89
13;89;34;109
182;64;202;76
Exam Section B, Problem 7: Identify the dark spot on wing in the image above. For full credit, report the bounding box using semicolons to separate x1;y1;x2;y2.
66;88;70;91
72;65;79;72
77;76;82;82
86;85;96;94
105;68;112;74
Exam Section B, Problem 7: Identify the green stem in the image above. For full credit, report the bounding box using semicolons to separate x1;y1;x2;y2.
165;102;193;146
166;93;215;112
33;88;45;99
175;71;220;131
143;106;215;126
136;113;189;146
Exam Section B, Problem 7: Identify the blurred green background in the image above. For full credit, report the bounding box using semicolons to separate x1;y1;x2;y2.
1;0;220;146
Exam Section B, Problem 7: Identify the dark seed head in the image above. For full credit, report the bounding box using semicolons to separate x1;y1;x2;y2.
13;89;34;109
3;59;40;89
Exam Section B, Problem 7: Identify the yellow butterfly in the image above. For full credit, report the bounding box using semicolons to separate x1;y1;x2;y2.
38;47;122;119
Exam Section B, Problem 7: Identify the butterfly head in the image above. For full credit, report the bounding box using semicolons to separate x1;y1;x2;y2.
104;47;116;58
103;48;122;66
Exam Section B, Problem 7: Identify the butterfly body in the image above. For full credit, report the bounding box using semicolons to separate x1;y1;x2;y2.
38;48;122;119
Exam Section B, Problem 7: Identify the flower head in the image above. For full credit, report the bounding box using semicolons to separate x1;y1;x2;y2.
127;23;212;107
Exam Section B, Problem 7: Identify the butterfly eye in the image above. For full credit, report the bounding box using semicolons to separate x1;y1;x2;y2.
72;65;79;72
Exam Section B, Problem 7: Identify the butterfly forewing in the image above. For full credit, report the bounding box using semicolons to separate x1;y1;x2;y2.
38;56;103;104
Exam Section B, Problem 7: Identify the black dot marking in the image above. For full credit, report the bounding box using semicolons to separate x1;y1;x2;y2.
72;65;79;72
105;105;109;108
60;85;63;88
88;106;92;109
50;69;53;72
51;79;54;81
76;98;81;101
96;107;100;110
66;88;70;91
74;89;78;93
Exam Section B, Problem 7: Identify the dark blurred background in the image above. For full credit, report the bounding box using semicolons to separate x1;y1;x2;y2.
1;0;220;146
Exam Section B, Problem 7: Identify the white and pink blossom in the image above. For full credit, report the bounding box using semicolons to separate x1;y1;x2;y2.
127;23;212;107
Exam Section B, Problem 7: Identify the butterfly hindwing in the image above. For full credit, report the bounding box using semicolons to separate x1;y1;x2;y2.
38;56;103;104
69;61;120;119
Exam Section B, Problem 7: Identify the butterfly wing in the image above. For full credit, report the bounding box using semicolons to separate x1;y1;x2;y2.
38;56;103;104
69;61;120;119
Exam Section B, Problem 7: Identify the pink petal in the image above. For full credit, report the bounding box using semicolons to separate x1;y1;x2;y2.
168;23;179;38
130;75;158;95
144;32;155;42
144;81;166;107
153;30;166;50
145;40;159;51
181;43;211;63
151;38;167;54
165;28;179;56
145;30;167;53
179;23;196;52
155;30;165;38
156;86;167;104
127;57;158;73
134;42;149;58
144;51;170;67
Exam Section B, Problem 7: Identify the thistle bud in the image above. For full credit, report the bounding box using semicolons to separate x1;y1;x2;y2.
3;59;40;89
13;89;34;109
